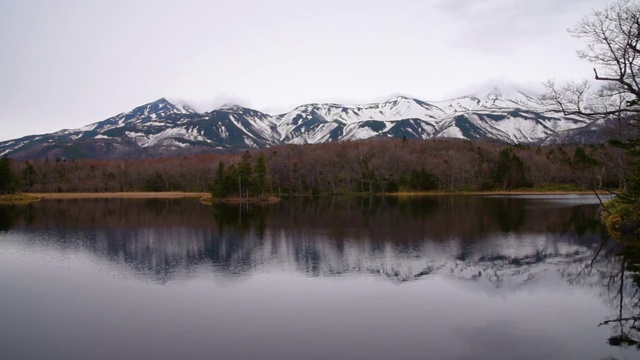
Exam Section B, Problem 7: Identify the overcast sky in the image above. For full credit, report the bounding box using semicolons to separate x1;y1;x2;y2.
0;0;611;141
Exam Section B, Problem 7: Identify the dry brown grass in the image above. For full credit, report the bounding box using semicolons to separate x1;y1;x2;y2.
202;195;280;204
30;192;209;200
387;190;608;197
0;193;41;204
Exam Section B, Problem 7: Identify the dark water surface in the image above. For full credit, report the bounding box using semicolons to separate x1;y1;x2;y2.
1;195;638;360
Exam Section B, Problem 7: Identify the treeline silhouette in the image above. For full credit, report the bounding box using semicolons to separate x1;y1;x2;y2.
5;138;629;194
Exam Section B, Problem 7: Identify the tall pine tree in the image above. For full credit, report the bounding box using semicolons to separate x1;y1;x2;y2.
0;156;15;194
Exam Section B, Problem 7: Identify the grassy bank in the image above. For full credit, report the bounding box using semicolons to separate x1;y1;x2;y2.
30;192;209;200
0;194;41;204
201;195;280;205
387;189;611;197
0;189;611;205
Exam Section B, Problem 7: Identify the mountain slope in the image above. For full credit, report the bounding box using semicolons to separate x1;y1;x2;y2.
0;91;605;160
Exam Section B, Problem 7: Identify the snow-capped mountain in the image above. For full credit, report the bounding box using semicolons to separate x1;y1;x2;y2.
0;90;605;160
272;89;590;145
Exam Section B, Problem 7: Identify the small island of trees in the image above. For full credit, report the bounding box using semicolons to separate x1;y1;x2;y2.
209;151;275;202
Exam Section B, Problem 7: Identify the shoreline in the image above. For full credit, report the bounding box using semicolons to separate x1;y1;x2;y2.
29;192;209;200
201;195;280;204
385;190;612;196
0;190;613;204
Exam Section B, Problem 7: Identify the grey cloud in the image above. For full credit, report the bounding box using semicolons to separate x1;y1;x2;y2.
434;0;611;52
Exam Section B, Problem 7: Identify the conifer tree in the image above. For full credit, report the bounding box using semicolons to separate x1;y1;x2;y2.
237;151;253;198
253;153;269;197
493;148;527;190
22;161;36;192
0;156;15;194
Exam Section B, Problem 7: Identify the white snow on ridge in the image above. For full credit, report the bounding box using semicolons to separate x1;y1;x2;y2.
244;114;278;140
244;137;258;148
141;127;211;148
273;91;560;144
342;125;379;141
126;131;149;146
489;119;542;143
228;115;258;140
80;123;98;132
217;124;229;139
285;122;340;144
435;97;482;113
278;96;444;127
159;139;190;148
145;121;169;127
436;125;466;140
434;91;543;114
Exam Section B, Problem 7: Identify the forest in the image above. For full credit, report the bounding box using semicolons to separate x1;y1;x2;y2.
0;137;630;196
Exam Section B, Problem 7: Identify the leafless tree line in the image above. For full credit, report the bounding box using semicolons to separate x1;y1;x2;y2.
7;138;631;194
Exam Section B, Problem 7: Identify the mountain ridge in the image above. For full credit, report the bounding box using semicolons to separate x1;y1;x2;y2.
0;90;608;160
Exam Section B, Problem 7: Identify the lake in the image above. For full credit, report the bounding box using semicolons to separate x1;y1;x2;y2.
1;194;638;360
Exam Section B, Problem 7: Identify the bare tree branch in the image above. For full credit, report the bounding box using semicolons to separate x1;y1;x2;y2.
542;1;640;119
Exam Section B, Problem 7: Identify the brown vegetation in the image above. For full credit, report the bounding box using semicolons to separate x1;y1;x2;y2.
6;138;630;196
0;193;40;204
32;192;208;199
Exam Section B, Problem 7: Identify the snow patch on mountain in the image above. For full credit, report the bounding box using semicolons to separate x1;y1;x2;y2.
126;127;211;148
437;125;466;139
435;89;545;114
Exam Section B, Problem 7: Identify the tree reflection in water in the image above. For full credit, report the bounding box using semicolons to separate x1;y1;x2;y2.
1;195;639;352
587;240;640;349
564;224;640;351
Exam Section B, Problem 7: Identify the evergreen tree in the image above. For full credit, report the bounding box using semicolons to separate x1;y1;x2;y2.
145;172;166;192
0;156;15;194
211;161;227;198
22;161;36;192
237;151;253;198
571;146;600;188
253;153;270;197
493;148;527;190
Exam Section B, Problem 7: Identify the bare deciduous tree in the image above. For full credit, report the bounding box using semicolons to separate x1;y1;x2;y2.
542;0;640;118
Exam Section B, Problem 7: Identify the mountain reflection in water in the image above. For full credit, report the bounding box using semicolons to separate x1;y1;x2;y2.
1;195;610;283
2;194;639;355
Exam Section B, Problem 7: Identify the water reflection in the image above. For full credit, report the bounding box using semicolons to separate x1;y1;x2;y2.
1;195;638;353
570;238;640;350
1;196;610;283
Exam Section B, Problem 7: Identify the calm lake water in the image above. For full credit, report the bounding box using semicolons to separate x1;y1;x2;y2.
1;195;638;360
